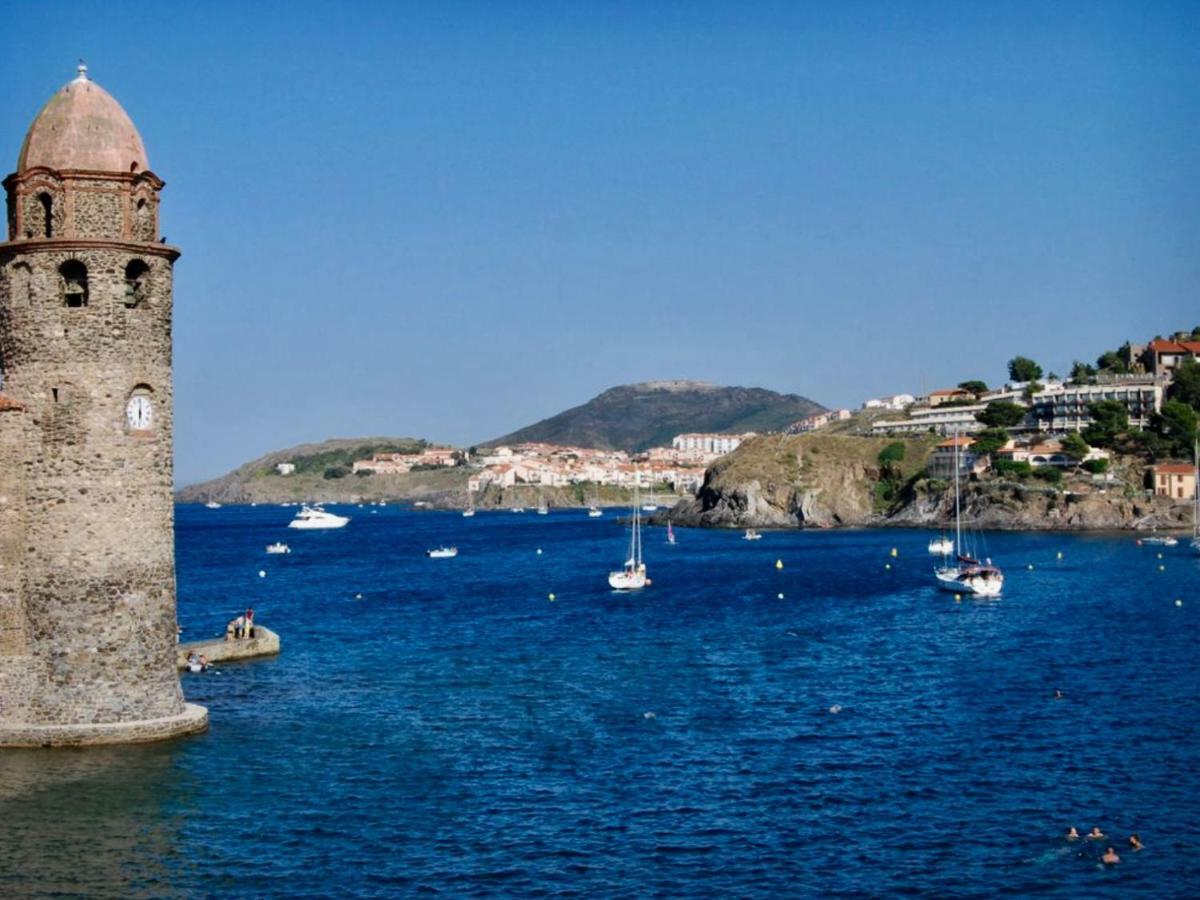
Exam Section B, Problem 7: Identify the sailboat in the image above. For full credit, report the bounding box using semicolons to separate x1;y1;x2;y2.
1191;437;1199;556
587;484;603;517
666;519;676;545
536;485;549;515
934;431;1003;597
462;483;475;517
608;483;649;590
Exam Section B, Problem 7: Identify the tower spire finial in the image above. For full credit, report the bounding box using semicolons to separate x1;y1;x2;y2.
75;59;88;82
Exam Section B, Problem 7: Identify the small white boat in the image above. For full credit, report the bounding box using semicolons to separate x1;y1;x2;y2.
462;509;476;518
928;536;954;555
641;504;658;512
1139;534;1178;547
426;546;458;558
587;506;603;518
510;506;526;513
204;501;221;509
463;485;476;517
265;542;291;554
287;504;350;530
743;529;762;541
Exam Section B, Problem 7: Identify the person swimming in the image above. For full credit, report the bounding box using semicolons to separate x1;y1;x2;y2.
1128;834;1143;851
1066;826;1080;840
1101;847;1120;865
1088;827;1105;840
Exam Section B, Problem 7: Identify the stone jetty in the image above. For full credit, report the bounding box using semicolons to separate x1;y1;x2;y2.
177;626;280;669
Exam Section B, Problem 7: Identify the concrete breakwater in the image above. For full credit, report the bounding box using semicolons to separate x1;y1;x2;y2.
177;626;280;669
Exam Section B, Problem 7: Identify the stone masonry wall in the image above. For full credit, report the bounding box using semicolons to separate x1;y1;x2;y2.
0;196;185;727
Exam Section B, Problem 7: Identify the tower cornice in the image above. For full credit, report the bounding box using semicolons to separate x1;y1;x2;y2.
0;237;181;263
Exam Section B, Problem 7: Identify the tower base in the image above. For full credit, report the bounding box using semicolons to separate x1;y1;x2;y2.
0;703;208;748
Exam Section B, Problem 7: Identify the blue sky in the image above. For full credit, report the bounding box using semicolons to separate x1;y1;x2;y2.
2;1;1197;484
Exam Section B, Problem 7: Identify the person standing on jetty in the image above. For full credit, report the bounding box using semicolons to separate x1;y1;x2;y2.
245;608;255;639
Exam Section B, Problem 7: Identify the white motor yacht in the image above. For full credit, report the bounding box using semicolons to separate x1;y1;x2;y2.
287;505;350;530
426;546;458;559
265;542;291;554
743;529;762;541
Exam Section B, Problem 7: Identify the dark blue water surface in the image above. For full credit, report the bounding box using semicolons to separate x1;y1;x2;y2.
2;505;1199;897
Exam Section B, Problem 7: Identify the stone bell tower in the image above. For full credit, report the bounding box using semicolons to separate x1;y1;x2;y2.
0;65;207;745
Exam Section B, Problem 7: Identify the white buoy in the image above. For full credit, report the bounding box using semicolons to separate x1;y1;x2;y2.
777;592;784;600
1056;551;1063;560
536;548;543;556
355;592;363;600
258;570;266;578
1027;564;1034;570
1176;599;1183;607
829;705;842;714
548;592;556;601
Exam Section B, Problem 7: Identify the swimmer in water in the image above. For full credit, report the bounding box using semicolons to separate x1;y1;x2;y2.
1066;826;1080;840
1088;827;1105;840
1128;834;1143;851
1101;847;1120;865
1054;689;1064;700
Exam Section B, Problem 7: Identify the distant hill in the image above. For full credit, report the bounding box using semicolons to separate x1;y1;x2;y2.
175;436;448;504
487;380;826;452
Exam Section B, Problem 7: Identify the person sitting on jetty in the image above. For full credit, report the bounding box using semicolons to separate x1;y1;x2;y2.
1128;834;1143;851
1101;847;1120;865
1066;827;1080;841
1088;827;1105;840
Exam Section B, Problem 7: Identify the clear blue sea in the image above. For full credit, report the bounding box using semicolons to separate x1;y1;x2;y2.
2;504;1199;898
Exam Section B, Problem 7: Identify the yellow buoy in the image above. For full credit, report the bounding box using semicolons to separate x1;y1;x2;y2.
954;594;962;602
548;592;556;601
890;547;898;558
775;559;783;570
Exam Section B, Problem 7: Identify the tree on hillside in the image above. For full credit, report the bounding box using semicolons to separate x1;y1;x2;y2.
1070;360;1097;382
971;427;1010;456
958;380;988;395
1096;346;1130;374
1008;356;1043;382
1151;400;1199;458
1082;400;1130;448
1061;432;1090;462
1168;358;1200;410
977;400;1027;428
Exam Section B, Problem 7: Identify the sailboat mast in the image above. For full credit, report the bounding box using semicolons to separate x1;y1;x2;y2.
953;427;963;553
1194;436;1199;540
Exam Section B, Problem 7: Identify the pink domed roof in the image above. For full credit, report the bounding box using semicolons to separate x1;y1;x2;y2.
17;65;148;174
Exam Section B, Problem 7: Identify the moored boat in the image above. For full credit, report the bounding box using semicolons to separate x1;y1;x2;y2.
426;546;458;559
287;504;350;530
265;542;291;554
609;483;649;590
934;430;1004;597
743;528;762;541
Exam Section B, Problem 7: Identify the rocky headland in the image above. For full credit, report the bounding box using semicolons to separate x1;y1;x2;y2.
657;433;1191;533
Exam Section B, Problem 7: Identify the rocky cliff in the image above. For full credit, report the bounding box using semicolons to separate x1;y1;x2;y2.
660;433;1192;532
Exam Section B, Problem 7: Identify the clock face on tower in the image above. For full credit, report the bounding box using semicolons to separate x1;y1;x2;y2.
126;394;153;431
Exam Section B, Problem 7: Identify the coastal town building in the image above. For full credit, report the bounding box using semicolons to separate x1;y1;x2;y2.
671;432;754;455
785;409;852;434
862;393;915;411
927;437;987;479
275;462;296;476
0;67;207;745
352;447;459;474
994;439;1109;469
927;388;974;407
1029;378;1163;432
1150;463;1196;501
871;403;990;436
1142;337;1200;376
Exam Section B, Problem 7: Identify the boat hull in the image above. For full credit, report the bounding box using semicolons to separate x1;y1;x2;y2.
935;567;1003;597
608;570;647;590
